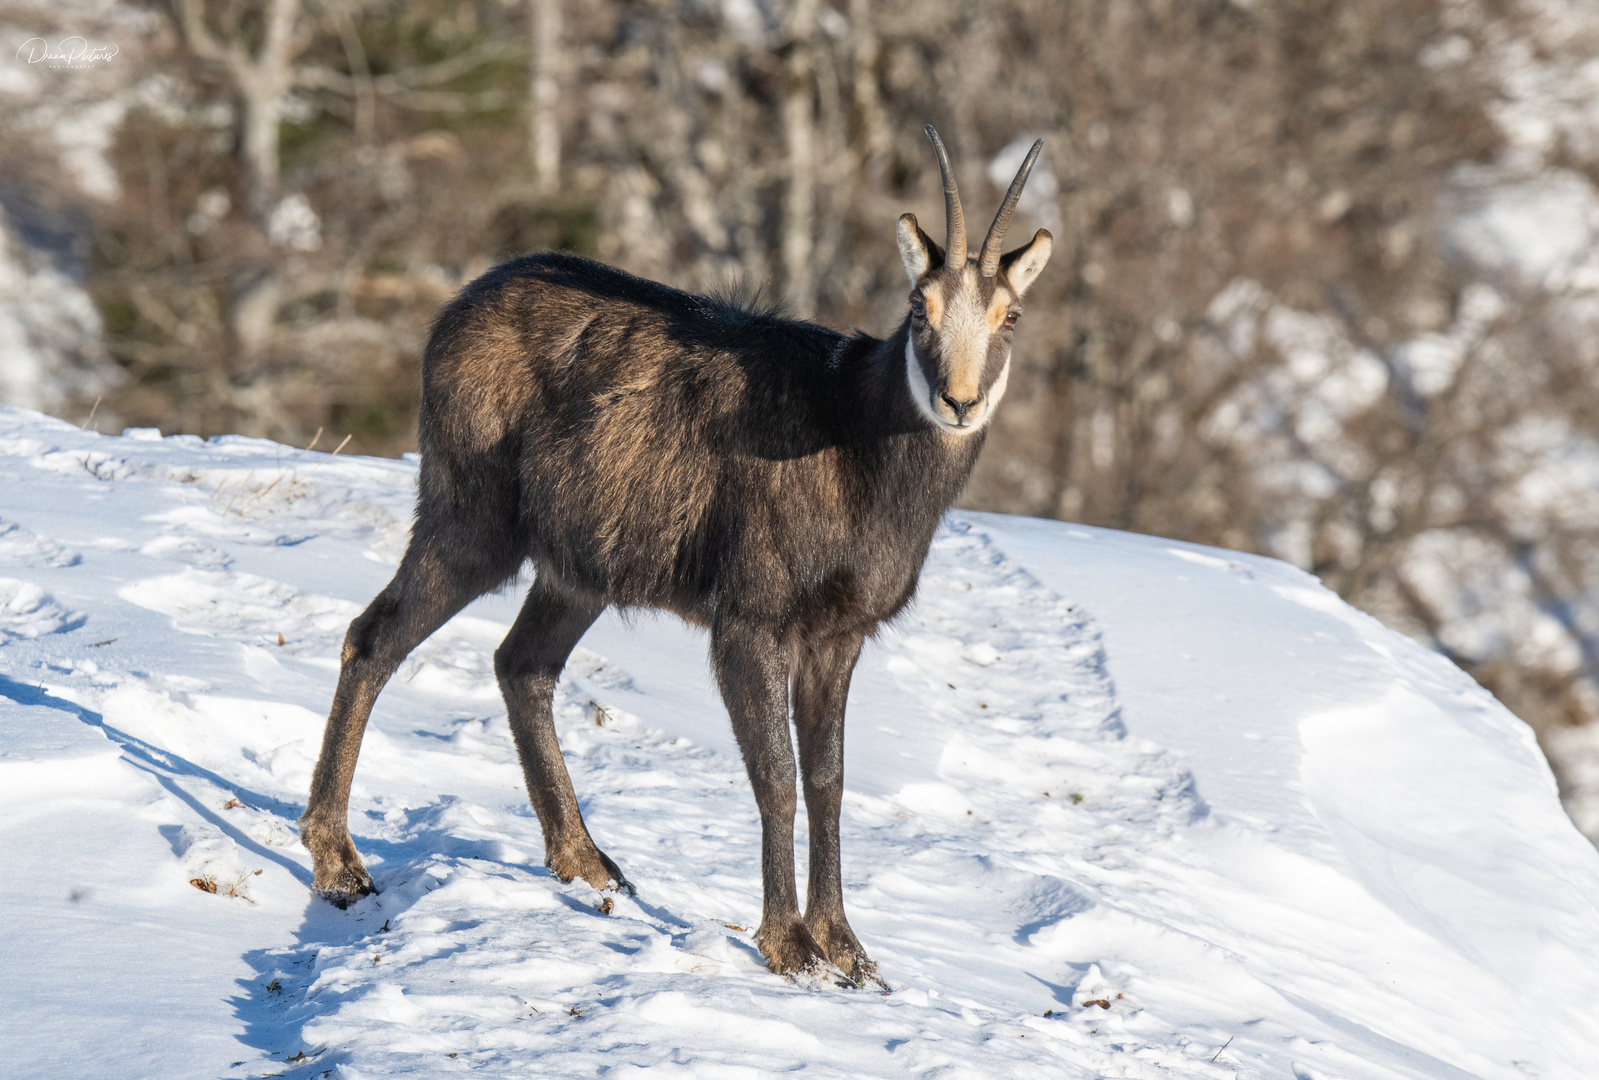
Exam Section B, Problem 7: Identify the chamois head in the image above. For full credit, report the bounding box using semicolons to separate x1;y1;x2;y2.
897;125;1053;436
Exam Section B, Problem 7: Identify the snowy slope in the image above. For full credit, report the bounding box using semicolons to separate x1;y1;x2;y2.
1;407;1596;1080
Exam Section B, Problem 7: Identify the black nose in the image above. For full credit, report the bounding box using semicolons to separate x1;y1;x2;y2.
940;392;980;422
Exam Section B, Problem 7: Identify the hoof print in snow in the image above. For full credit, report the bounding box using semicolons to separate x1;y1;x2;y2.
175;824;256;901
0;519;80;568
0;577;86;641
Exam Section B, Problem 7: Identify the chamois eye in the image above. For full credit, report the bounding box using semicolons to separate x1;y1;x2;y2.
910;297;926;320
1004;311;1020;328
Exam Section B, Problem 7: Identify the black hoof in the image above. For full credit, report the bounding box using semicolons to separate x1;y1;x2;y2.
597;851;634;896
314;873;377;909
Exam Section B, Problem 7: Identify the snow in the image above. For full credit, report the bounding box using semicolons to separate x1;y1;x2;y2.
1441;167;1599;292
1180;8;1599;852
0;407;1596;1080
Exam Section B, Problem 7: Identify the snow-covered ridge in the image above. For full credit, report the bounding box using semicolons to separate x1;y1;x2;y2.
0;407;1595;1079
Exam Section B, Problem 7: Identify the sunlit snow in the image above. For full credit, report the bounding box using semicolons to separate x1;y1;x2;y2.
1;408;1596;1079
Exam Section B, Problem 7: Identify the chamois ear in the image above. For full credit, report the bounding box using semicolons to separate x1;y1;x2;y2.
897;213;944;285
999;229;1053;297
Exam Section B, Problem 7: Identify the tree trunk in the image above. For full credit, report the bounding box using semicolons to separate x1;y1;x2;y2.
782;0;818;317
847;0;891;173
529;0;562;195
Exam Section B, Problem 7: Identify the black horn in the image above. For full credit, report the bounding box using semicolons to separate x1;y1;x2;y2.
979;138;1043;278
924;125;967;267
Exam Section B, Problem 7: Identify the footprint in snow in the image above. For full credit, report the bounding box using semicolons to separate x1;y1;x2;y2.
564;646;639;693
165;822;259;901
0;578;86;642
119;568;357;654
880;519;1201;836
0;518;81;568
139;534;233;571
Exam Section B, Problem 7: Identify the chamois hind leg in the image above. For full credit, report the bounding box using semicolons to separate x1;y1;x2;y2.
712;620;830;977
300;543;495;907
794;631;885;988
495;576;628;892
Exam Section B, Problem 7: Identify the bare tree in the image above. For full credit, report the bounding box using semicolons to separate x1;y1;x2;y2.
173;0;313;222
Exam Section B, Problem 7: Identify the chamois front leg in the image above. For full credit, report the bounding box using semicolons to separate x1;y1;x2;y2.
794;631;885;988
496;577;629;892
302;546;481;906
712;620;830;977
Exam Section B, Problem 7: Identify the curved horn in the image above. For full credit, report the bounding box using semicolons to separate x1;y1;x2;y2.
979;138;1043;278
924;125;967;268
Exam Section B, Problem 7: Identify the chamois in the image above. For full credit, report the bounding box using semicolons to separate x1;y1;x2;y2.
300;125;1053;984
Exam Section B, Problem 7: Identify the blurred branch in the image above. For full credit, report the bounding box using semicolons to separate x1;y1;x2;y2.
173;0;245;69
296;40;522;92
295;40;524;112
319;0;375;143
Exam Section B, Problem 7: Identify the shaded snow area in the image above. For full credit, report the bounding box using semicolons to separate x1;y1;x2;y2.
1;408;1597;1080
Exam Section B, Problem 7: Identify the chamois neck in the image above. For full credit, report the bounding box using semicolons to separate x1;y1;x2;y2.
843;318;986;514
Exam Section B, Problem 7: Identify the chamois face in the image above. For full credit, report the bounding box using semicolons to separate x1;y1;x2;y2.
896;240;1049;436
896;128;1053;438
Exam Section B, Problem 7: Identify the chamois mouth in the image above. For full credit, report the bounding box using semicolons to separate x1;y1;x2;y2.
939;404;983;431
904;338;993;438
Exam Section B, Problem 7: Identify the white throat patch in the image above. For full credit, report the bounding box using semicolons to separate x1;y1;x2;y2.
904;337;1009;438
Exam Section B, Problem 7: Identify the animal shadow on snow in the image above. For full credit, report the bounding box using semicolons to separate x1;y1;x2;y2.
0;675;339;1066
0;674;308;881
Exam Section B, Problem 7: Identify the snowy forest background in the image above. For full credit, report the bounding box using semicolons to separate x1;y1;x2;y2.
5;0;1599;840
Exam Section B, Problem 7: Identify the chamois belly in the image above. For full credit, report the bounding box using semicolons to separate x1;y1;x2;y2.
520;449;928;634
